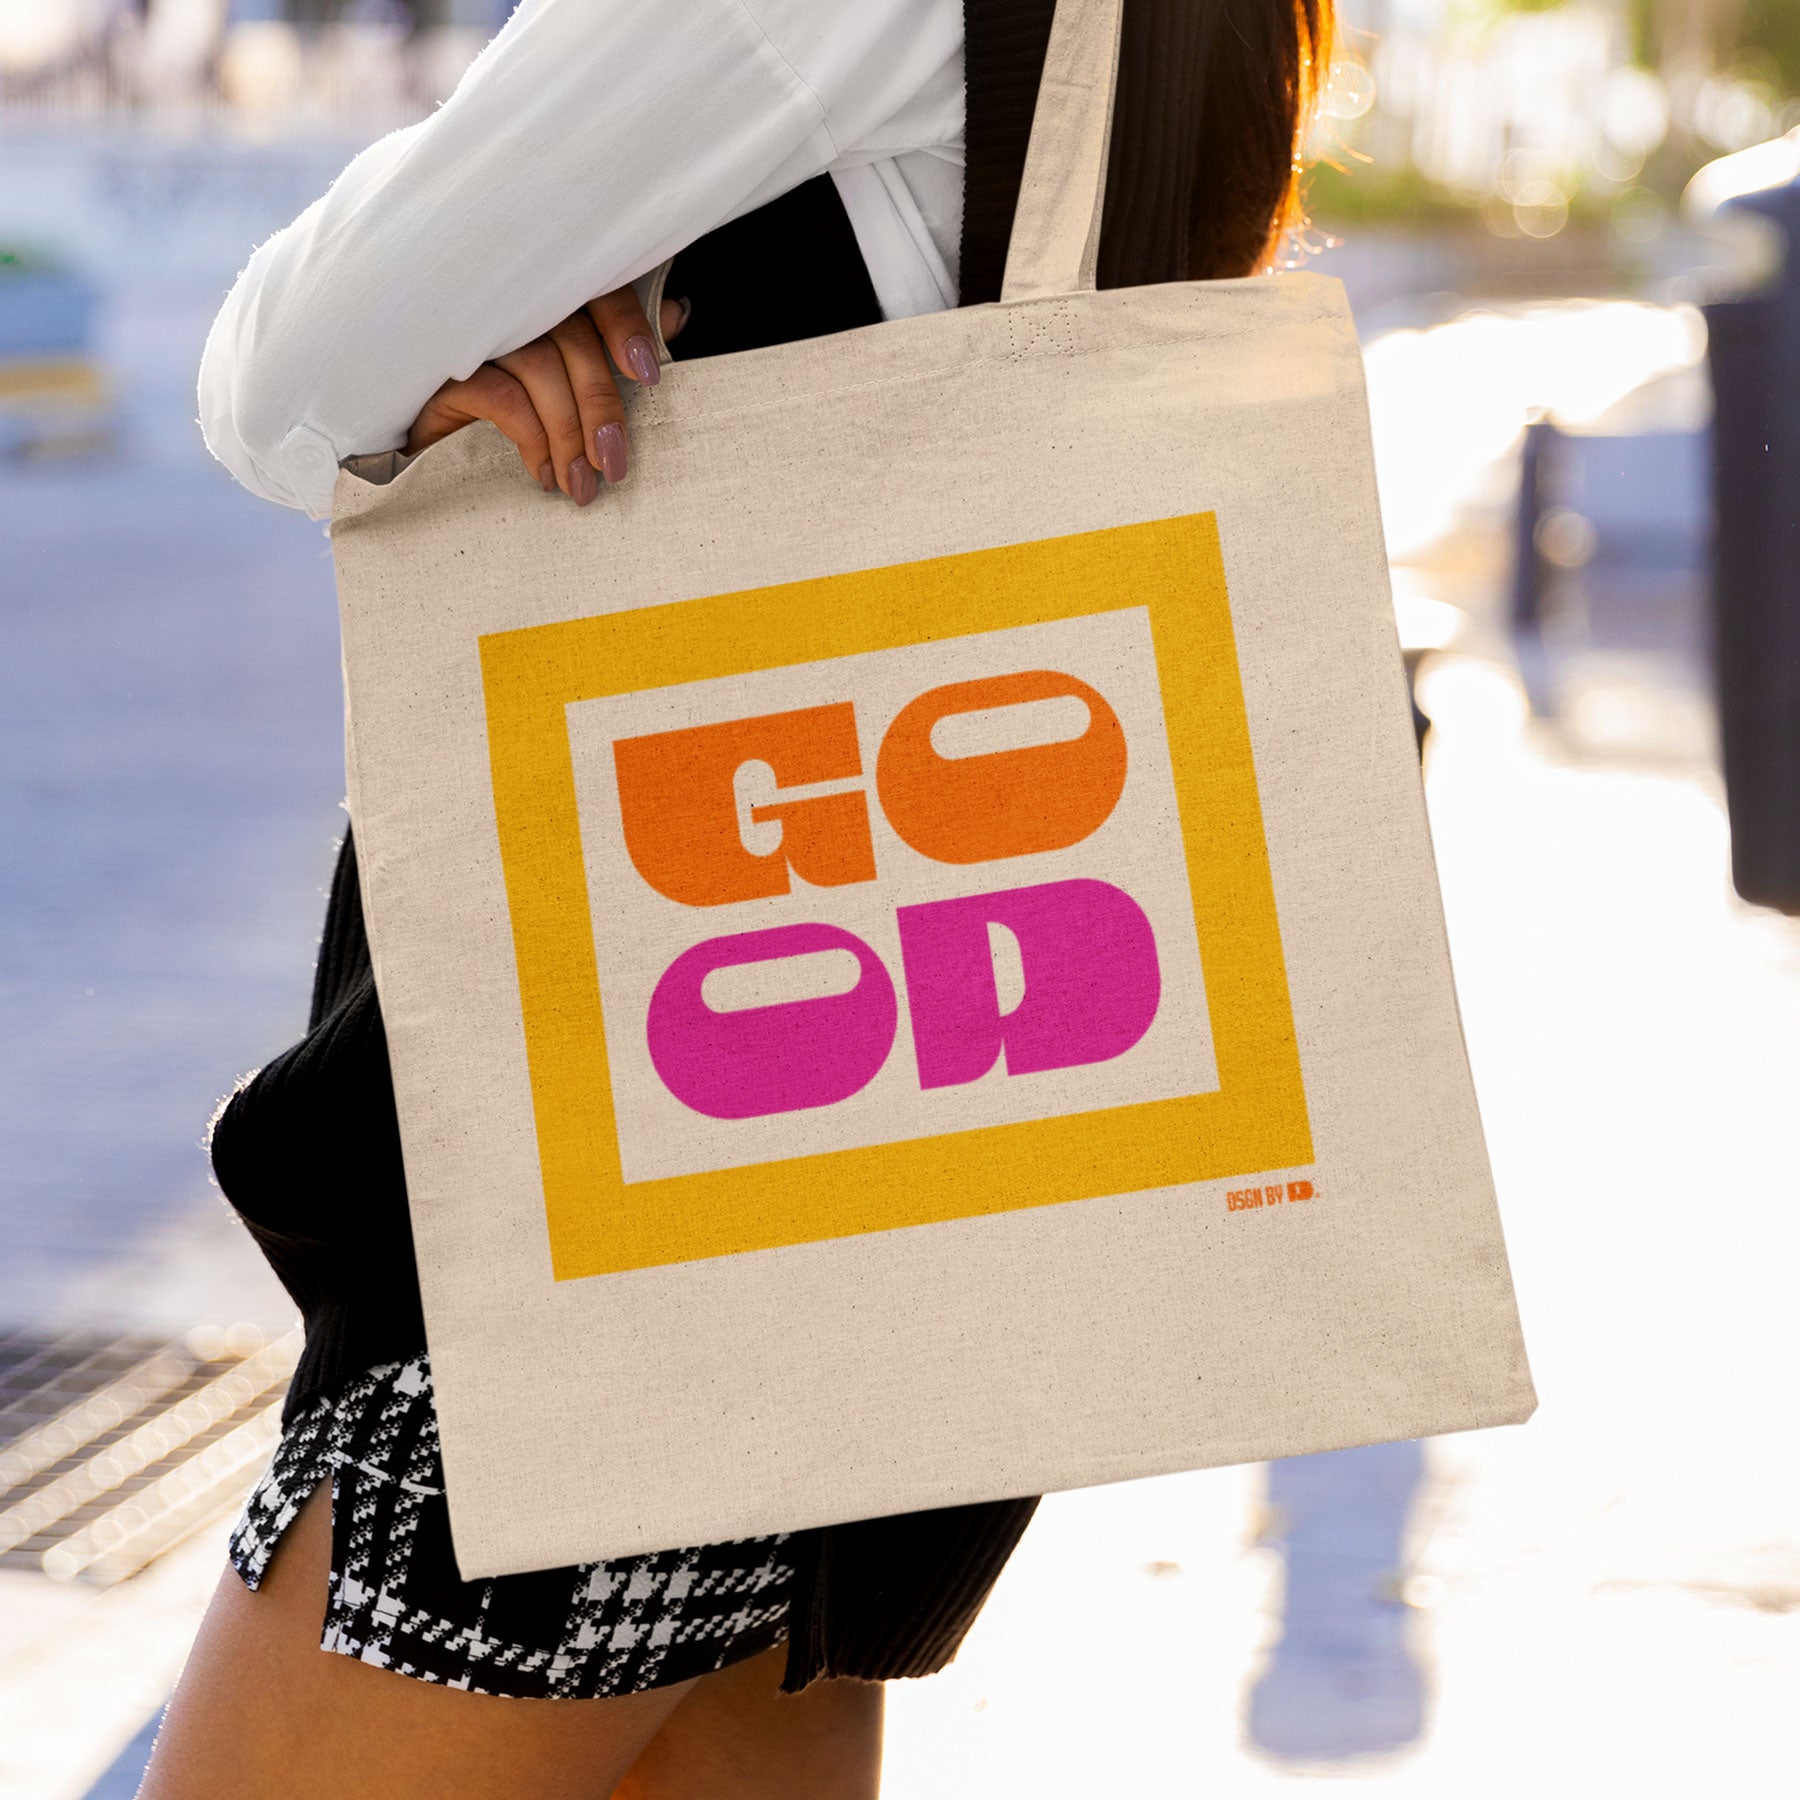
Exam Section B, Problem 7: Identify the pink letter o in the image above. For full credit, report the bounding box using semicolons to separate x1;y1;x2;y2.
646;924;897;1119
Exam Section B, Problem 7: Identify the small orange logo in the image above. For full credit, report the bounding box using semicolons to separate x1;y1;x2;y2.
1226;1178;1316;1212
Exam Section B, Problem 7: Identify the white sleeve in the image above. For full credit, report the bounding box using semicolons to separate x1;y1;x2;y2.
199;0;956;518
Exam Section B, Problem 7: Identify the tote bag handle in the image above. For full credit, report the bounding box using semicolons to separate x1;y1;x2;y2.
999;0;1125;305
628;0;1122;356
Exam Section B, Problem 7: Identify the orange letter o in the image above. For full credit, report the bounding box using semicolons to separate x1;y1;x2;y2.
875;671;1127;865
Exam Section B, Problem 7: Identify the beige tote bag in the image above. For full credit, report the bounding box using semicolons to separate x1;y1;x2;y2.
330;0;1534;1577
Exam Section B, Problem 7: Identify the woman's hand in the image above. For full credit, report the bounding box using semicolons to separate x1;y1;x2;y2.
404;286;688;505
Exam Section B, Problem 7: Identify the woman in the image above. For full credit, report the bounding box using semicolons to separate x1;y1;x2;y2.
147;0;1328;1793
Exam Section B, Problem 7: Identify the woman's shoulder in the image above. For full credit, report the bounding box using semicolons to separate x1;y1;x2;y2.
735;0;963;156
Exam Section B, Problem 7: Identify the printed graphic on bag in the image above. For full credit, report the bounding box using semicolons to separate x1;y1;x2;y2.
565;606;1219;1183
480;513;1310;1279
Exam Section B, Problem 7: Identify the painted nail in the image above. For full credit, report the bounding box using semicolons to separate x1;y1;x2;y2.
594;422;628;484
537;461;556;494
567;456;599;507
624;334;661;386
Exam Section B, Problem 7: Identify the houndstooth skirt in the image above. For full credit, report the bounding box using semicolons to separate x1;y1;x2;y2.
228;1355;794;1699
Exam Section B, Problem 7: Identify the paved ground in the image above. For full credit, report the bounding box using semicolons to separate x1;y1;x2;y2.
1;144;342;1800
0;443;342;1327
1;137;1795;1797
881;295;1800;1796
882;652;1800;1797
1;134;357;1332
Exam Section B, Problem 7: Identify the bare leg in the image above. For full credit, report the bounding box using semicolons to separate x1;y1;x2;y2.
612;1643;883;1800
139;1484;693;1800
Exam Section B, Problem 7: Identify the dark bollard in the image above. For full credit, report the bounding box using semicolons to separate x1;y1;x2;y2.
1704;182;1800;914
1511;415;1556;639
1508;414;1562;719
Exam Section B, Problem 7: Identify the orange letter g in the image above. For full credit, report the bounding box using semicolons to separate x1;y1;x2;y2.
613;704;876;907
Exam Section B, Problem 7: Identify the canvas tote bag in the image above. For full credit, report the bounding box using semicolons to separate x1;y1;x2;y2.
330;0;1535;1578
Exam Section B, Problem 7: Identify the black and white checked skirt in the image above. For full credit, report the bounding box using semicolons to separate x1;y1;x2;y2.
228;1356;794;1699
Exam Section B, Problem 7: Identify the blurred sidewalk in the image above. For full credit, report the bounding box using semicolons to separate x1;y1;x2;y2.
877;278;1800;1796
0;134;347;1333
1;136;331;1800
881;648;1800;1796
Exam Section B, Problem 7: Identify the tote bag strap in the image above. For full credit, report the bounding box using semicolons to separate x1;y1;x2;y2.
998;0;1125;304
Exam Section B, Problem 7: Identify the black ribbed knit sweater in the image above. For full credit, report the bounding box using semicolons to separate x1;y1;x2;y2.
210;0;1225;1690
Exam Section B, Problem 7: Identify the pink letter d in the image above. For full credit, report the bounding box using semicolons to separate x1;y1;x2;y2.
896;879;1160;1089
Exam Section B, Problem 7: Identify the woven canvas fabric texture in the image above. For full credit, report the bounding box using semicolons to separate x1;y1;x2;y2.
329;0;1534;1578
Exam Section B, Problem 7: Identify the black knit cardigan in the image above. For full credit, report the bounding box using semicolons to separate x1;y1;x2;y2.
211;0;1223;1690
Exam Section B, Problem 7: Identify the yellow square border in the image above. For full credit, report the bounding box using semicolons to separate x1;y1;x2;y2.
479;512;1311;1280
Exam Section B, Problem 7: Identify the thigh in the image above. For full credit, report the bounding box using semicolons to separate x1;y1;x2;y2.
613;1644;883;1800
140;1484;693;1800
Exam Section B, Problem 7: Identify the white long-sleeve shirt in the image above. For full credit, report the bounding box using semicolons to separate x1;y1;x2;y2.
198;0;965;519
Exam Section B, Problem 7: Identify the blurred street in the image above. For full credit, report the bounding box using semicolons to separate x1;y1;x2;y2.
0;133;355;1338
5;8;1800;1790
881;253;1800;1794
881;592;1800;1798
0;427;339;1329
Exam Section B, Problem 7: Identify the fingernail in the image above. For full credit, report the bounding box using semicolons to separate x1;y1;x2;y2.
537;461;556;494
674;296;693;333
567;457;599;507
594;423;627;484
624;334;661;386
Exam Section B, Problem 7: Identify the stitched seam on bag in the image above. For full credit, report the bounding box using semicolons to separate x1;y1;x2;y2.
636;306;1348;431
1004;299;1081;364
370;295;1351;505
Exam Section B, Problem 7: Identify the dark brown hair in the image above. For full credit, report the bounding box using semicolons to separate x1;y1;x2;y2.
962;0;1333;304
1102;0;1332;285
